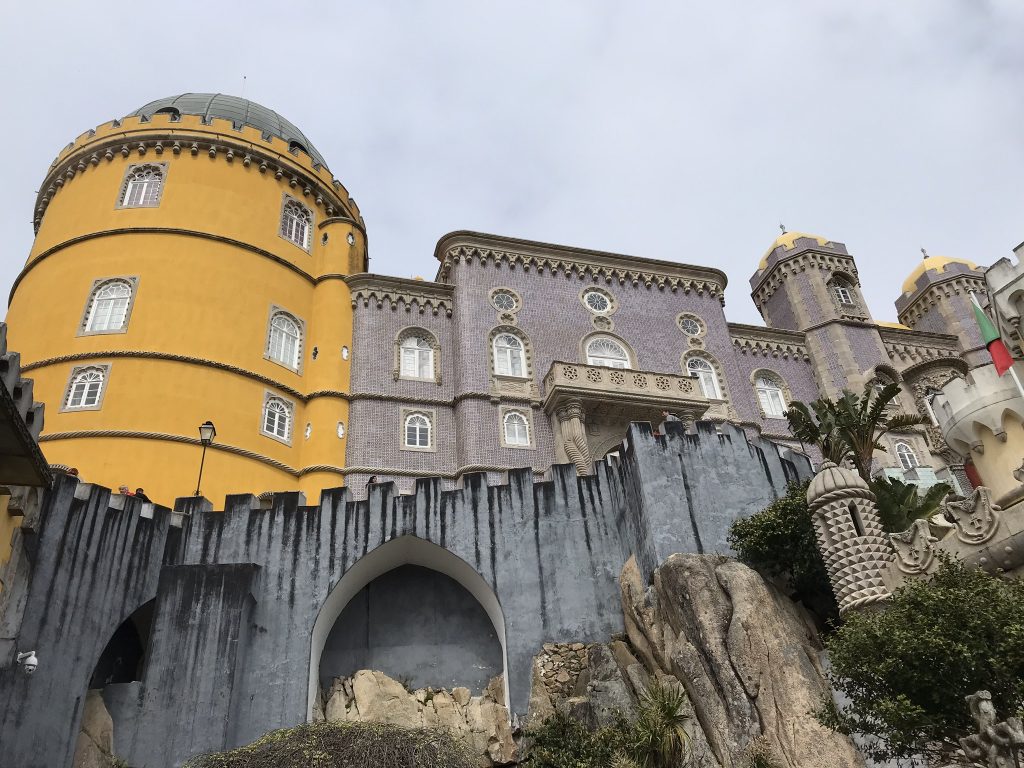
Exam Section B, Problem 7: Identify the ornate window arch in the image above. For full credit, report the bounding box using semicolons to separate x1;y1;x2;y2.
394;327;441;383
81;278;137;334
401;409;435;451
280;196;313;251
118;163;166;208
265;308;304;371
261;394;294;444
489;326;532;379
684;353;724;400
500;408;532;448
62;365;110;411
827;271;869;319
895;441;919;471
751;369;790;419
584;334;633;369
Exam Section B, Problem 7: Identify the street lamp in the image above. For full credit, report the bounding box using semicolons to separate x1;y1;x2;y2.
194;421;216;497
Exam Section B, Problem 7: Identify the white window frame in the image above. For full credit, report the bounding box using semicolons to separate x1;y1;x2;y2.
61;364;110;412
280;196;313;252
895;441;919;471
687;357;722;399
833;284;854;306
500;408;533;449
489;288;521;313
401;409;435;452
399;335;435;380
265;307;304;372
493;333;527;378
586;337;631;369
117;163;166;209
755;375;787;418
580;288;616;315
80;277;138;336
260;393;294;445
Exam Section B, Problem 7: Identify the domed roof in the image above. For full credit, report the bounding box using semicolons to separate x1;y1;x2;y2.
758;231;834;270
807;461;870;508
901;256;980;295
130;94;327;168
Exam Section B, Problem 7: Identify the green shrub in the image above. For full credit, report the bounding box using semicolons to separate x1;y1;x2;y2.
525;711;631;768
819;556;1024;763
182;720;476;768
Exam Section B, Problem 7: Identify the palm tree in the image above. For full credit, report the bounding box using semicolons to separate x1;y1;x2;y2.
786;382;923;483
624;680;691;768
870;477;951;532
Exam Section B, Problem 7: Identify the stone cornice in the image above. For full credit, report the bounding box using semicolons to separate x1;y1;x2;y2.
21;351;349;404
339;464;548;479
727;323;810;361
751;251;860;308
349;391;537;407
896;276;988;325
35;131;361;234
345;274;455;317
433;231;727;303
877;326;965;366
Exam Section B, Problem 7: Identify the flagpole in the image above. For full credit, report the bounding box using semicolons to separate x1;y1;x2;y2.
970;291;1024;401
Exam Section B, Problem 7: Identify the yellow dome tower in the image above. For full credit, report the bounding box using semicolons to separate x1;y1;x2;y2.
4;94;365;504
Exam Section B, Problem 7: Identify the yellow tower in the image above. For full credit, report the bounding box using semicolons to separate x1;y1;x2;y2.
4;94;365;505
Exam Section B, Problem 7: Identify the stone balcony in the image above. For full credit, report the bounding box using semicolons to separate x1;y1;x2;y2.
541;361;710;474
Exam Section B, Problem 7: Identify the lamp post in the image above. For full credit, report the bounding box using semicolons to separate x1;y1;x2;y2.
194;420;216;497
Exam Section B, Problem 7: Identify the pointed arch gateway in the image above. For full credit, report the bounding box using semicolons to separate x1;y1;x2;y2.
307;535;510;720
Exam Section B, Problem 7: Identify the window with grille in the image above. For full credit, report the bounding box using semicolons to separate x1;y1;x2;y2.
404;413;431;448
503;411;530;446
493;333;527;377
262;397;292;441
586;337;630;368
400;335;434;379
119;164;165;208
281;199;312;250
65;367;106;409
687;357;721;399
267;311;302;369
896;442;919;471
832;284;854;305
755;375;787;418
84;280;133;333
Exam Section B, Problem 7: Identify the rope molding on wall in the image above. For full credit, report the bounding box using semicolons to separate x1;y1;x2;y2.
38;429;345;478
339;464;548;479
21;350;349;403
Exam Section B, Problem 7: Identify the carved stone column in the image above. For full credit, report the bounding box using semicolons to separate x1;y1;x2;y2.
556;399;592;476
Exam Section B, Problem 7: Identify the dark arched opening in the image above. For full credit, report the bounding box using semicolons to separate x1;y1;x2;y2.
90;600;154;687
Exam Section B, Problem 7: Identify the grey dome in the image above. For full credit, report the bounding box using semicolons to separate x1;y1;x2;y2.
130;93;327;167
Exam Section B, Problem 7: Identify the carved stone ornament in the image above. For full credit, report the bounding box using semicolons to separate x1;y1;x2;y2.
943;487;1002;545
1013;459;1024;484
960;690;1024;768
889;518;937;575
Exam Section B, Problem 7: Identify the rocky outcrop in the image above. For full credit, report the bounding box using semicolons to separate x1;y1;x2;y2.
73;690;117;768
321;670;515;766
620;554;864;768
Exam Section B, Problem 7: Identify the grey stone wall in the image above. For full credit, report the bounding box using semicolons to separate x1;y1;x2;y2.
0;421;810;768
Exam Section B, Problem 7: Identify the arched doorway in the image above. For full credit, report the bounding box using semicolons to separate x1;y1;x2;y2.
308;536;509;719
90;599;155;687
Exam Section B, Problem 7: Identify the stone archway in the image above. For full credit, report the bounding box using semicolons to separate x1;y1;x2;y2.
307;535;510;720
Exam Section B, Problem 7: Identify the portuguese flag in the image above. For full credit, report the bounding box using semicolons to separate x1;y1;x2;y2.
972;295;1014;375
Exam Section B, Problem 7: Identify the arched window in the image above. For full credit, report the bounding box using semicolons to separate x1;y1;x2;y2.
262;396;292;441
830;277;857;307
85;280;133;333
65;367;106;409
503;411;530;447
755;375;787;418
923;388;942;426
493;333;526;377
267;311;302;369
280;199;313;250
687;357;721;399
404;413;431;448
120;164;164;208
400;335;434;379
586;337;631;369
895;442;919;471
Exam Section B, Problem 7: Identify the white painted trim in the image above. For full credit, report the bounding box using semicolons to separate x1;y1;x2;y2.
306;535;510;720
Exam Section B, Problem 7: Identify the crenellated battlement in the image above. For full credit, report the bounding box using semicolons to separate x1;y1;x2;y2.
935;363;1024;455
35;112;363;231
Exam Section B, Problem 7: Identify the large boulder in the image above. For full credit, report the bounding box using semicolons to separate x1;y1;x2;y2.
72;690;115;768
621;554;864;768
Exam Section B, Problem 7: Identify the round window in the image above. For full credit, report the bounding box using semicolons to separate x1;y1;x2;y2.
491;290;519;312
583;290;611;314
679;317;702;336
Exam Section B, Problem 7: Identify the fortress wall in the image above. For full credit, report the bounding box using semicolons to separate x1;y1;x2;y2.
0;422;810;768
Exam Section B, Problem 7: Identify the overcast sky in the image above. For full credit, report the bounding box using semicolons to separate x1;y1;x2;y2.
1;1;1021;325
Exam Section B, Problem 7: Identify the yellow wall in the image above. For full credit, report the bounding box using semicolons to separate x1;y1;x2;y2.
973;411;1024;502
4;115;364;507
